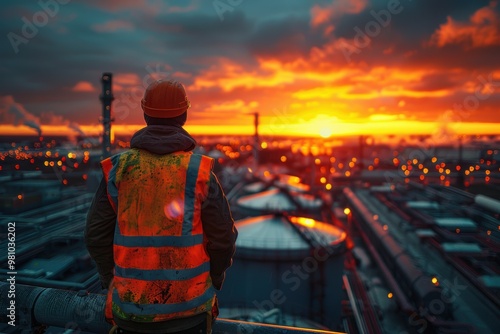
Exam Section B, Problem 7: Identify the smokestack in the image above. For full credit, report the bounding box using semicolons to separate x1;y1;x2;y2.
100;72;114;159
456;136;465;188
358;135;364;170
253;112;259;170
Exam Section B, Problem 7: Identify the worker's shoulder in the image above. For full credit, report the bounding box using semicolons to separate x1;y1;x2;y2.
191;153;215;170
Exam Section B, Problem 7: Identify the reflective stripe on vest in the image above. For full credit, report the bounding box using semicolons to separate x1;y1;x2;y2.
101;149;215;322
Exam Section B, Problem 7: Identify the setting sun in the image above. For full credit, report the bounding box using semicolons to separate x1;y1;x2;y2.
319;127;333;138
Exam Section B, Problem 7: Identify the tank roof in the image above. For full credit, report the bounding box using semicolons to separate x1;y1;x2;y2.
235;214;346;252
237;188;322;212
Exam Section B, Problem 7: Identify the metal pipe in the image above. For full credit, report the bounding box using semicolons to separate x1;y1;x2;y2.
474;194;500;214
0;283;342;334
342;275;368;334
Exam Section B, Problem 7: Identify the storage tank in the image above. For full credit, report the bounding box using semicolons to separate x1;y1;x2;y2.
242;174;310;195
236;188;323;218
217;214;347;329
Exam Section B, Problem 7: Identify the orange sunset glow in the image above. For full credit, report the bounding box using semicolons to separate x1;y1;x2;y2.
1;0;499;139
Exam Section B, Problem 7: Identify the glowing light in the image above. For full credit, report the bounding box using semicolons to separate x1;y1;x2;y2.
319;127;332;138
445;169;451;175
63;179;68;185
412;158;418;165
373;215;379;220
383;224;389;231
349;161;355;168
17;194;23;200
485;170;491;175
438;168;444;173
44;161;49;166
57;161;62;167
440;175;445;181
344;208;351;215
315;158;321;165
487;230;492;236
325;183;332;190
456;228;460;234
456;165;461;171
404;170;410;176
401;165;407;171
261;142;268;149
345;171;351;177
292;217;316;228
352;157;357;163
330;157;336;163
387;292;393;299
280;156;287;162
49;161;55;167
431;157;437;163
431;277;439;286
419;175;425;181
465;170;470;175
320;177;327;184
423;168;429;174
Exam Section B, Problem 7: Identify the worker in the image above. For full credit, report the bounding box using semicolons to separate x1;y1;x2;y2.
85;79;238;334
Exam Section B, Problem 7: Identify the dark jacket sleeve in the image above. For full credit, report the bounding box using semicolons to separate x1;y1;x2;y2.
201;172;238;291
85;177;116;289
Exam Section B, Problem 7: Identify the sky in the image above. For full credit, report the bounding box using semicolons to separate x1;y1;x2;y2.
0;0;499;138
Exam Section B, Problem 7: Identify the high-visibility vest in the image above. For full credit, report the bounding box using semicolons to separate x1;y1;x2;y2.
101;149;215;322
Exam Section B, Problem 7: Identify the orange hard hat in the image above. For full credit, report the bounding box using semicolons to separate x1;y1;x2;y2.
141;80;191;118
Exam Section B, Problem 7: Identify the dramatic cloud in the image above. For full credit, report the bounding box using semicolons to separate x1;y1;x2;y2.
72;81;97;92
0;0;498;136
310;0;368;27
430;1;500;48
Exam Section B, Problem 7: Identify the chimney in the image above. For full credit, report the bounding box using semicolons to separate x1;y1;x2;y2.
253;112;259;170
100;72;114;159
